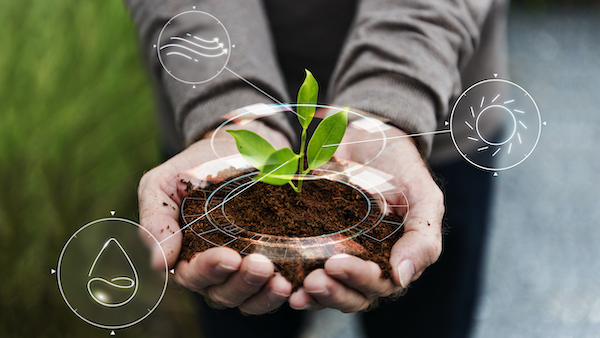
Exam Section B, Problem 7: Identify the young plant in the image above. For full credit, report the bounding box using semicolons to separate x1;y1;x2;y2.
227;70;348;194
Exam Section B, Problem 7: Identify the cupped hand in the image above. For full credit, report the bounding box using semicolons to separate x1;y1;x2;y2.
289;121;444;312
137;120;293;314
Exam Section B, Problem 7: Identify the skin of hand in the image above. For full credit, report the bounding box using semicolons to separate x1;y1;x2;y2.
138;120;294;315
287;122;445;313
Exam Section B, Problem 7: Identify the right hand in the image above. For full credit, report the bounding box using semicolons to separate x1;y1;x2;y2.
137;120;294;315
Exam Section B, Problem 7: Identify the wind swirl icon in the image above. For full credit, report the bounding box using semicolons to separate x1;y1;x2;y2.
160;32;228;63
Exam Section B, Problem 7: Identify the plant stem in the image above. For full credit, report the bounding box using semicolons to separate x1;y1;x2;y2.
296;128;308;194
288;181;300;193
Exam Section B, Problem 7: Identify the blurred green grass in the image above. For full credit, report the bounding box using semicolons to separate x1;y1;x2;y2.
0;0;200;336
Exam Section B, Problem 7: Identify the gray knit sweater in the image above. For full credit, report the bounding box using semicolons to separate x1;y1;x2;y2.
125;0;508;163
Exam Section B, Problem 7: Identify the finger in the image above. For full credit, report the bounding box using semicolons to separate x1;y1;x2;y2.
390;191;444;288
387;145;444;288
288;287;325;311
203;254;274;308
324;254;400;298
173;247;241;293
138;167;185;270
238;273;292;315
303;269;371;313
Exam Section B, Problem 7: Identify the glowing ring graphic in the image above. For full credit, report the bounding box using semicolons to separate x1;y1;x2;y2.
450;78;542;171
56;218;168;330
181;168;408;261
157;10;231;84
210;104;389;168
476;105;516;146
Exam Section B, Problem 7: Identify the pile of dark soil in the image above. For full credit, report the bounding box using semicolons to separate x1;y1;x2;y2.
179;172;404;290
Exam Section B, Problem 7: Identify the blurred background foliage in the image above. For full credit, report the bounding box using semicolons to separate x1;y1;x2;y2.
0;0;200;336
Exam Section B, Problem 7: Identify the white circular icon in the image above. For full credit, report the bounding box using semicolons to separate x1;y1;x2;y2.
157;10;231;84
450;78;542;171
56;218;167;330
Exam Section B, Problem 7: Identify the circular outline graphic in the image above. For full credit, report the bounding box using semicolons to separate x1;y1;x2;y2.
475;104;516;146
180;168;408;260
450;78;542;171
56;218;168;330
210;171;381;243
157;10;231;85
209;104;389;168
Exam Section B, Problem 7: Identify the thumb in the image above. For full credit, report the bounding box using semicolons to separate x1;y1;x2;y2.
138;171;183;271
389;191;444;288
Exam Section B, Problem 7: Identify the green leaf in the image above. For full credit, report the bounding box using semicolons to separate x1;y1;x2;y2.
227;130;276;171
254;148;299;185
297;69;319;129
306;107;348;170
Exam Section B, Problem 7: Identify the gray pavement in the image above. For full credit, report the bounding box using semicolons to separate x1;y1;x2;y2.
473;6;600;338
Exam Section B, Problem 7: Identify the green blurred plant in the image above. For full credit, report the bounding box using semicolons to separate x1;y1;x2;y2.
0;0;200;337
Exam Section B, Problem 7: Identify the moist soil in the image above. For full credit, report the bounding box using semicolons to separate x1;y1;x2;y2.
178;171;404;290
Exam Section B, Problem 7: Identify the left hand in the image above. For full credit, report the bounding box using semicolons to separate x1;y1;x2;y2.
288;120;444;312
137;119;294;315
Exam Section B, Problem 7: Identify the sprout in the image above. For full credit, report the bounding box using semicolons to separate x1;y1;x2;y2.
228;70;348;194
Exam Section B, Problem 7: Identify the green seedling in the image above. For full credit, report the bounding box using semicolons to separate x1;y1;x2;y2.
227;70;348;194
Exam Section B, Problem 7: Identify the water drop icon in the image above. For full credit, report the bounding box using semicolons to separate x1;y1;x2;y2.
86;238;139;307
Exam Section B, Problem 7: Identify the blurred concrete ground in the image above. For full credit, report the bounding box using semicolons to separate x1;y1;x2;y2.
473;5;600;338
301;5;600;338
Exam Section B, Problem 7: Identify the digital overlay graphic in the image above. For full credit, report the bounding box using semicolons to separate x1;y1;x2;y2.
55;217;168;332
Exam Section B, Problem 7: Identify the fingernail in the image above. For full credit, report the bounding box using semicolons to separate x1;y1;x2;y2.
398;259;415;288
305;288;330;297
267;290;290;302
290;303;312;311
244;270;271;285
328;254;352;260
249;254;271;263
244;255;272;284
326;254;351;279
215;263;237;274
326;271;348;280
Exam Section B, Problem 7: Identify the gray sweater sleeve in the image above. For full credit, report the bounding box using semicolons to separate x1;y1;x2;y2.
328;0;495;158
124;0;292;146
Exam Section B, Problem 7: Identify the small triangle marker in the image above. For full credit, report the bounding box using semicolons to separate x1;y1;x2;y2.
493;172;498;177
110;210;115;216
170;269;175;275
192;6;196;9
493;73;498;78
110;331;116;336
543;121;547;126
50;268;56;275
193;85;196;89
444;121;449;126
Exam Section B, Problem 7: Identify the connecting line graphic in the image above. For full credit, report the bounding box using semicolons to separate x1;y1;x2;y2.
323;129;451;148
223;67;305;122
158;160;291;245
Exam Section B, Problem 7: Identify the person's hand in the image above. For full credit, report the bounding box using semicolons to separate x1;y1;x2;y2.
288;120;444;312
138;120;294;315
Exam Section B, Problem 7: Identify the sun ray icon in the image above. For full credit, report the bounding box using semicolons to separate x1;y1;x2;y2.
450;78;542;171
